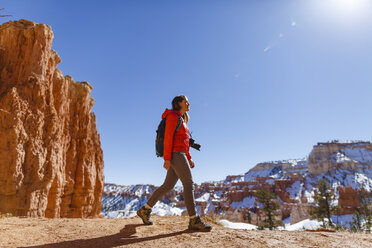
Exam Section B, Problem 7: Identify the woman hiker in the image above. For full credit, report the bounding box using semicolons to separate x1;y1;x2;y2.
137;95;212;231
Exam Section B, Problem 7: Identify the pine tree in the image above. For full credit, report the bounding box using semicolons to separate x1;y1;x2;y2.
358;189;372;233
350;208;363;232
309;178;338;228
255;188;283;230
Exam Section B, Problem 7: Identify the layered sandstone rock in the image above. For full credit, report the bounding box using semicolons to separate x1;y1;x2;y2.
289;203;314;224
337;186;361;215
308;141;372;175
0;19;104;217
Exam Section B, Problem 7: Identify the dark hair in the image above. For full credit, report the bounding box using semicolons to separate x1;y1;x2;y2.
171;95;184;110
171;95;189;123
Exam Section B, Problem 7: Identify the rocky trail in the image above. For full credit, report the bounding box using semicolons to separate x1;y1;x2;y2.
0;215;371;248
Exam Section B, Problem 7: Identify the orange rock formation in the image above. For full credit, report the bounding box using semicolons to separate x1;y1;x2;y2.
0;19;104;217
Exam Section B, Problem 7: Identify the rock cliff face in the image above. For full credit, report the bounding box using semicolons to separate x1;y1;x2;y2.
308;141;372;175
0;19;104;217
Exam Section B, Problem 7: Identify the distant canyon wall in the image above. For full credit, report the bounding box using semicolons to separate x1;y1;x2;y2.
308;141;372;175
102;141;372;226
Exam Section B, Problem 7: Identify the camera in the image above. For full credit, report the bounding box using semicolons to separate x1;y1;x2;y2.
189;138;201;150
189;131;201;151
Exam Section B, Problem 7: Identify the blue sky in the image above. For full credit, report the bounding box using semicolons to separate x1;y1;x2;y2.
2;0;372;187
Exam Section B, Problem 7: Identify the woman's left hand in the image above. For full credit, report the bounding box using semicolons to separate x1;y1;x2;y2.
189;159;195;168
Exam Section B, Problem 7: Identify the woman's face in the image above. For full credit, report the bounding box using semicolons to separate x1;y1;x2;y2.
179;97;190;112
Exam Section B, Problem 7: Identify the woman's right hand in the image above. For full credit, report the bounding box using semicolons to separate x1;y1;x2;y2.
164;160;171;170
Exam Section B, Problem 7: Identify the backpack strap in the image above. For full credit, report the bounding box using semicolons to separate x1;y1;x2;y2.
174;113;182;134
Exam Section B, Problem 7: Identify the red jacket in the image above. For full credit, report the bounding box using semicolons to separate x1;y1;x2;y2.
162;108;192;162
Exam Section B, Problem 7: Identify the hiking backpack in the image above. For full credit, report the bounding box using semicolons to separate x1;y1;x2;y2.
155;113;182;157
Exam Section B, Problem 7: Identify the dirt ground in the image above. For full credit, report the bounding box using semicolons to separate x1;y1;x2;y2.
0;215;371;248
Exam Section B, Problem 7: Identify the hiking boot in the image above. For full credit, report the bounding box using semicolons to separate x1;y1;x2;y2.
188;216;212;231
137;206;153;225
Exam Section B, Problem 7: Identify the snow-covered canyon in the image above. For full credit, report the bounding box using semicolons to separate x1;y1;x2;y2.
101;140;372;227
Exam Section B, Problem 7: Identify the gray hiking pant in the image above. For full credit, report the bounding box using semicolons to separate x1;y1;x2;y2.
146;151;196;216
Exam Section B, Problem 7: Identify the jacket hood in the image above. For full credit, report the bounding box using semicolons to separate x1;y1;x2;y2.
162;108;182;119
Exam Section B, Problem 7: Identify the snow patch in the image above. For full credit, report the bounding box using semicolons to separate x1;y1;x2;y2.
195;193;210;202
230;196;256;209
219;219;257;230
284;219;322;231
341;148;372;164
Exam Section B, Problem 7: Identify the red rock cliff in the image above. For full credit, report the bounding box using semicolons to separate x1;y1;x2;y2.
0;19;104;217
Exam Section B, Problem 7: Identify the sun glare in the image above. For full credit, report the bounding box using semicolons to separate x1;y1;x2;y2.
331;0;368;16
308;0;371;28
